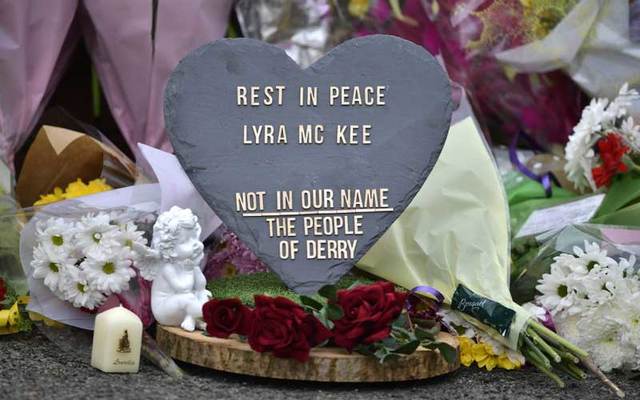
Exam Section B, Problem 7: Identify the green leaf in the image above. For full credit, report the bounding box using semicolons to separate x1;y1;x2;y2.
430;342;457;364
391;326;413;341
415;326;437;342
392;313;408;329
594;173;640;218
393;340;420;355
347;280;369;290
299;295;323;310
318;285;338;301
325;303;344;320
592;201;640;226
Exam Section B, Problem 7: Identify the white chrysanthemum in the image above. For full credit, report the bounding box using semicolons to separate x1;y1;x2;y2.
116;221;147;257
82;250;134;294
564;83;640;192
35;217;76;251
621;116;640;151
31;244;75;293
75;213;119;255
576;310;633;372
60;268;106;310
536;263;577;314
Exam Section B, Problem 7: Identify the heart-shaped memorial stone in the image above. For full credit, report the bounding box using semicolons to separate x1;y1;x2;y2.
165;35;452;293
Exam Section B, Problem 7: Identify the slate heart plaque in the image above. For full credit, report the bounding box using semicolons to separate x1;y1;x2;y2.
165;35;453;293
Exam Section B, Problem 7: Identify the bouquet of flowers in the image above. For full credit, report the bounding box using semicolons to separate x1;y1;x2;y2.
564;83;640;192
30;211;147;311
358;119;623;395
526;225;640;372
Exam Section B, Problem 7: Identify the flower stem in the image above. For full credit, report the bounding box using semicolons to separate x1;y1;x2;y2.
528;321;589;358
564;361;587;380
527;328;561;363
522;335;550;369
526;353;565;388
142;331;185;379
581;357;625;399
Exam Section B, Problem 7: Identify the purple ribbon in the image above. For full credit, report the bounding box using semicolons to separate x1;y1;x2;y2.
407;285;444;309
509;131;554;197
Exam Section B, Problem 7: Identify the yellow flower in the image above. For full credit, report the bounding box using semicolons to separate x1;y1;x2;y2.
459;336;475;367
64;178;112;199
497;355;519;370
34;187;65;206
458;335;524;371
348;0;370;18
34;178;112;206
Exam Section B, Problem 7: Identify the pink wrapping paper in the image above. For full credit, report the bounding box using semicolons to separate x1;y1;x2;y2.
82;0;234;153
0;0;79;168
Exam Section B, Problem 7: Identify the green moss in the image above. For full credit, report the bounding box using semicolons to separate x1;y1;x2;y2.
207;271;376;306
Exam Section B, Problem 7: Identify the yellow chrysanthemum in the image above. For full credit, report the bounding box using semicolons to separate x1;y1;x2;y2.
64;178;112;199
497;355;519;370
34;178;112;206
33;187;65;206
348;0;370;18
459;336;475;367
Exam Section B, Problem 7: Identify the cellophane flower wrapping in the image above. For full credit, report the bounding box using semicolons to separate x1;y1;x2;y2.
496;0;640;118
20;184;161;331
425;0;586;145
358;117;530;351
523;224;640;371
511;223;640;306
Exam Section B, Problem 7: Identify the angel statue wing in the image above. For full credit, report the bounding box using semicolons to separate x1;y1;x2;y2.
132;242;162;281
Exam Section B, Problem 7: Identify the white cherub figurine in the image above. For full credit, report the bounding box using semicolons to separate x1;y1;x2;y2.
137;206;210;331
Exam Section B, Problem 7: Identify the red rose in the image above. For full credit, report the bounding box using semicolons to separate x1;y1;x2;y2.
0;277;6;304
202;298;253;338
333;281;407;351
248;295;332;362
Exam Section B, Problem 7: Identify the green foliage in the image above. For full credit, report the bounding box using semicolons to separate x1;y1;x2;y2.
355;313;456;365
206;271;375;306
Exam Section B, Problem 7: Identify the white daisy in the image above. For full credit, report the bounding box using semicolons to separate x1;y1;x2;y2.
74;212;119;255
35;217;75;251
31;244;75;293
116;221;147;258
60;268;106;310
82;250;134;294
536;262;578;315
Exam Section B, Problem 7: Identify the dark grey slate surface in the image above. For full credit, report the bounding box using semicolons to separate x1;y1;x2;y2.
1;330;636;400
165;35;452;293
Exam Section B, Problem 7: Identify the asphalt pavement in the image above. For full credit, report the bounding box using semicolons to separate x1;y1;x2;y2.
1;330;637;400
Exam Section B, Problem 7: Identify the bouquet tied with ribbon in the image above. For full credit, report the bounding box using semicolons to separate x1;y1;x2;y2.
358;118;623;396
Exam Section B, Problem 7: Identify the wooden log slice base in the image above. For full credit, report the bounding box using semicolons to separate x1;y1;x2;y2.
156;325;460;382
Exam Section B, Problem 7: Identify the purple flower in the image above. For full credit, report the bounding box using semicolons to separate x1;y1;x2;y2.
203;229;268;280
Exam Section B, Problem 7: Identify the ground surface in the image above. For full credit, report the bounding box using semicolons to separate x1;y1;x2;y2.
1;330;637;400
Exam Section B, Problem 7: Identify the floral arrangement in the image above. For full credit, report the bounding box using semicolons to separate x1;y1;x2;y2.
0;276;31;335
34;178;112;206
203;229;268;280
564;84;640;192
202;281;456;363
535;241;640;372
439;309;525;371
31;211;147;310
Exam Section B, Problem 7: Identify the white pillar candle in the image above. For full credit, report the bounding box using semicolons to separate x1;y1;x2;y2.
91;306;143;373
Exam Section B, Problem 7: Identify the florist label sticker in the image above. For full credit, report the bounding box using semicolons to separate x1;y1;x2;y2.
165;36;452;293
